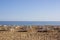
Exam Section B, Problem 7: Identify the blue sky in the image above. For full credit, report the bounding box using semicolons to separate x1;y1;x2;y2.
0;0;60;21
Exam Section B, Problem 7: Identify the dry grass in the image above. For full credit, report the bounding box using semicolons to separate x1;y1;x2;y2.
0;25;60;40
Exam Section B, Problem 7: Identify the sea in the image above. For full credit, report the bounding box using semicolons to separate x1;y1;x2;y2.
0;21;60;25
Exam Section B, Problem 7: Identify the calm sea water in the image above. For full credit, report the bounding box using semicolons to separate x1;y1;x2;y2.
0;21;60;25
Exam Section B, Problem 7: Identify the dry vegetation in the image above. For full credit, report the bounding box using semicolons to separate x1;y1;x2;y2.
0;25;60;40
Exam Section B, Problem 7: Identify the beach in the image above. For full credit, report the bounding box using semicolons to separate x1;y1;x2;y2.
0;25;60;40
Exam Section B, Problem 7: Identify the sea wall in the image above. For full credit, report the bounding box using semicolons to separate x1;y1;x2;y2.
0;25;60;40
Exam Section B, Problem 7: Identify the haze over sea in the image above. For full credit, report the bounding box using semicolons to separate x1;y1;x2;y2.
0;21;60;25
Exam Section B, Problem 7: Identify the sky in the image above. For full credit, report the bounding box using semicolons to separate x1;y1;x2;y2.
0;0;60;21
